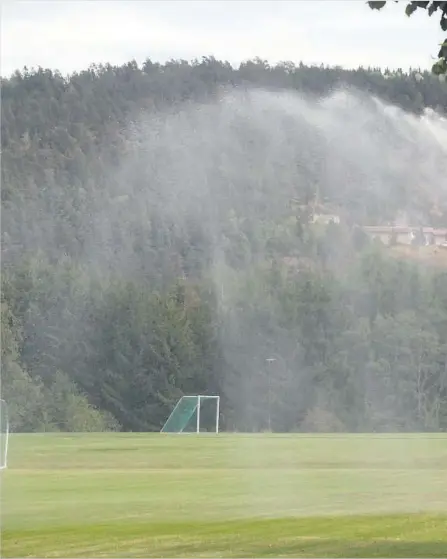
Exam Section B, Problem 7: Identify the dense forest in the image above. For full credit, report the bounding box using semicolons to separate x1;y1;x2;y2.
1;57;447;433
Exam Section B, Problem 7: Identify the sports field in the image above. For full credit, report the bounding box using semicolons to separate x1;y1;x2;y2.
2;433;447;557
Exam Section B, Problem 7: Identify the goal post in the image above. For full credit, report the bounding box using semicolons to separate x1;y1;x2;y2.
0;399;9;470
161;395;220;434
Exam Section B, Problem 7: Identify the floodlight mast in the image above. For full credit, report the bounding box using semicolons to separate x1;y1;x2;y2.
265;358;277;432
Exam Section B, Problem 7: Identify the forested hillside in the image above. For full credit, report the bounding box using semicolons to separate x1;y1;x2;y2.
2;58;447;433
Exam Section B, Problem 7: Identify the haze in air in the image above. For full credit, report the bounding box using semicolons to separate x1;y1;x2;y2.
2;61;447;434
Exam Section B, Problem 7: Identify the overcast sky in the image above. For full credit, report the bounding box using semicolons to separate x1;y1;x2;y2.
1;0;444;77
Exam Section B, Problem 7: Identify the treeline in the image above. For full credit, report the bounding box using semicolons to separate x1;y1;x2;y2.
1;58;447;432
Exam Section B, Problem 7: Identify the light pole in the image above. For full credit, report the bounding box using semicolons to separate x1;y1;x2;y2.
265;358;276;431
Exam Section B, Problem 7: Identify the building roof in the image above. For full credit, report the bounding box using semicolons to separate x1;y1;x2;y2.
362;226;447;236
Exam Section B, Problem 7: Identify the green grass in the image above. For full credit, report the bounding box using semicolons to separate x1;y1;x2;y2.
2;433;447;557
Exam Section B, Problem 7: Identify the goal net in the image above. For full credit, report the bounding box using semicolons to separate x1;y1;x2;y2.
0;399;9;470
161;395;220;434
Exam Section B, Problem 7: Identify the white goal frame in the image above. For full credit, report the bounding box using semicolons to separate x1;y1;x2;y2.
196;395;220;434
0;399;9;470
161;394;220;434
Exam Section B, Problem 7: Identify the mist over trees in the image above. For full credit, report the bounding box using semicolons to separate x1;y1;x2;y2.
1;58;447;433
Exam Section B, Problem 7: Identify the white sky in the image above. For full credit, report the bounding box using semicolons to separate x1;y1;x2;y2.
0;0;444;77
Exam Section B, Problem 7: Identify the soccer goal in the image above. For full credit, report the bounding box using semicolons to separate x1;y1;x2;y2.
161;395;220;434
0;399;10;470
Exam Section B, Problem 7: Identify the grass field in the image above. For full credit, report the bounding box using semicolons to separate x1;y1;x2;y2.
2;433;447;557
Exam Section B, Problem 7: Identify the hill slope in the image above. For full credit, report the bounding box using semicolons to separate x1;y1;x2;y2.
1;59;447;433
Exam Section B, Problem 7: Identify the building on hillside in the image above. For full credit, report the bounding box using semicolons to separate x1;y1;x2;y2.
362;225;447;246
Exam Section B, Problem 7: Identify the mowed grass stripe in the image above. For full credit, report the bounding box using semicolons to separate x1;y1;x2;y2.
2;433;447;557
4;515;447;558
